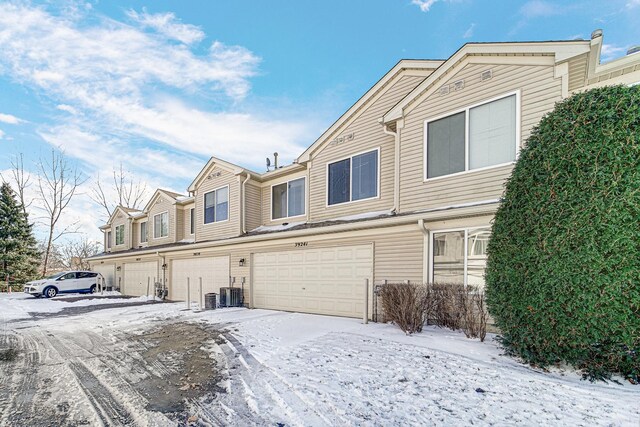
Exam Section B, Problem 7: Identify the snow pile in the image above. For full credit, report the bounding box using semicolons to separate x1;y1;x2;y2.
251;221;306;233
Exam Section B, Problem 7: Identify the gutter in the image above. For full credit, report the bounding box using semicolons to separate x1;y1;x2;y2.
241;173;251;234
88;199;500;262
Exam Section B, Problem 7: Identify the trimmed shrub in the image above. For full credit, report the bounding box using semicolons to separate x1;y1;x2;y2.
378;282;432;334
485;85;640;382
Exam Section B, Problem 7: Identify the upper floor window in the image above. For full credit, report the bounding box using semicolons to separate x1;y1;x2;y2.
153;212;169;238
190;208;195;234
272;177;306;220
107;231;112;249
204;186;229;224
327;149;379;206
115;224;125;245
425;92;518;180
140;221;148;243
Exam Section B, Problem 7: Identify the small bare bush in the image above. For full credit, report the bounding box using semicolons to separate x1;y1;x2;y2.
430;283;465;330
378;283;433;334
460;287;488;342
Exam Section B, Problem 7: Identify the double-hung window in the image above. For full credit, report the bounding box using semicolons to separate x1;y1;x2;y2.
140;221;148;243
272;177;306;220
425;93;518;179
154;212;169;238
115;224;125;245
327;149;379;206
204;186;229;224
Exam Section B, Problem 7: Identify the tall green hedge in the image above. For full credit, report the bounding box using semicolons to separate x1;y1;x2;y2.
485;85;640;382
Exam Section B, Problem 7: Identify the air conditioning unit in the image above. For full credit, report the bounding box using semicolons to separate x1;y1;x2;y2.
219;287;243;307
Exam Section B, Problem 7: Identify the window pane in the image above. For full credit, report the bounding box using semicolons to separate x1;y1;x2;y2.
216;187;229;222
467;228;491;289
154;214;161;238
204;191;215;224
140;222;147;243
469;95;516;170
288;178;305;217
107;232;112;248
272;183;287;219
328;158;350;205
190;208;195;234
161;212;169;237
432;231;465;284
427;112;465;178
352;150;378;201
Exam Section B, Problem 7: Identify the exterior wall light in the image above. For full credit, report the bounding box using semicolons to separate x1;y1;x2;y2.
238;258;246;267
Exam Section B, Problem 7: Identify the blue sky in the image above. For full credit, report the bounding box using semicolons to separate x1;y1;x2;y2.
0;0;638;241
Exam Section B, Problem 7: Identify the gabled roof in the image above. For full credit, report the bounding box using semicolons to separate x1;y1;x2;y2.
296;59;443;163
105;205;141;226
382;40;590;124
188;156;259;192
142;188;186;213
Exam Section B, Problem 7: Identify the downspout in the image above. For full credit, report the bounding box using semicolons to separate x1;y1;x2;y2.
382;121;400;214
128;217;134;249
241;173;252;234
418;219;430;284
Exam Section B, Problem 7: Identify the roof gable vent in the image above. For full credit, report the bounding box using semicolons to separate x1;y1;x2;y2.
480;69;493;81
439;85;450;96
453;79;465;91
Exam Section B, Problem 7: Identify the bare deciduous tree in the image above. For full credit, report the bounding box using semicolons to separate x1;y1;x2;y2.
56;236;101;271
36;149;85;276
90;163;147;219
0;153;33;216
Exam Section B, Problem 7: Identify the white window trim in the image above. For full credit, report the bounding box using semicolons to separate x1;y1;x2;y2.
203;184;230;225
114;224;125;246
139;221;148;244
325;147;381;208
423;90;521;182
153;211;169;239
106;231;112;249
428;225;491;287
270;177;307;221
190;208;195;235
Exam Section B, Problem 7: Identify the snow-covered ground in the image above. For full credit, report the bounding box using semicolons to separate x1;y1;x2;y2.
0;293;638;426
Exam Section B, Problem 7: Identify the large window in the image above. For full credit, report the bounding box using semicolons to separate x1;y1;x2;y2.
115;224;125;245
190;208;195;234
153;212;169;238
272;177;306;220
140;221;148;243
425;93;518;179
327;149;378;206
432;227;491;288
204;186;229;224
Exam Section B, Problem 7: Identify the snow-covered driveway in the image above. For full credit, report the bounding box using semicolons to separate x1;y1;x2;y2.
0;293;638;426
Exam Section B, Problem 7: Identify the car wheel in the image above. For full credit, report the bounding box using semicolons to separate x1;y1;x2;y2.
44;287;58;298
90;285;97;294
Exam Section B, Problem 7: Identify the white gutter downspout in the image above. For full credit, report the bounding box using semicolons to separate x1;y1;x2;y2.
241;173;252;234
382;120;402;214
128;217;134;249
418;219;430;284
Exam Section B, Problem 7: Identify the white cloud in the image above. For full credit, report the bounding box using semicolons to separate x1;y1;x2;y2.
126;9;205;45
600;44;627;61
0;129;4;139
519;0;561;18
56;104;79;115
411;0;439;12
0;113;23;124
627;0;640;8
463;23;476;39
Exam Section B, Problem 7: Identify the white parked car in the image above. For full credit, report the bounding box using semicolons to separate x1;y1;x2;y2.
24;271;105;298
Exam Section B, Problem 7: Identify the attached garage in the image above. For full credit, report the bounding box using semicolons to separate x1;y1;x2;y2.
92;264;115;290
122;261;158;296
252;244;373;318
171;256;230;302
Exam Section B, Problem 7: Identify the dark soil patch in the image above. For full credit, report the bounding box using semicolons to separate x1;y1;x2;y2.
130;322;225;421
0;347;19;362
25;300;166;321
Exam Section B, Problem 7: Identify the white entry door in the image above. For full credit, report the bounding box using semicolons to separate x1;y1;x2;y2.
171;256;230;302
252;244;373;318
122;261;158;296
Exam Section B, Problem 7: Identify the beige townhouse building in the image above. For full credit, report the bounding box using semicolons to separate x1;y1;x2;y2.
89;30;640;319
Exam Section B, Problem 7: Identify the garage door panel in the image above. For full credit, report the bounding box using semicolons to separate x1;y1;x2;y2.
171;256;229;302
123;262;158;296
253;244;372;318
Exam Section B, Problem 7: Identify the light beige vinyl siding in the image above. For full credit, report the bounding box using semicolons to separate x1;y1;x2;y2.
132;220;139;247
400;62;562;212
111;214;130;252
245;182;262;232
181;203;195;239
147;197;176;246
567;53;588;92
175;208;185;242
308;75;425;221
194;168;241;242
261;169;309;226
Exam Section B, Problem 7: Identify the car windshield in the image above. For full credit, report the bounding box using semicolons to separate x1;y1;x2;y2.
45;272;67;280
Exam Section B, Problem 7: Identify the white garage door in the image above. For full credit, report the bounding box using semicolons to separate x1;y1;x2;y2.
123;261;158;296
92;264;115;289
252;244;373;318
171;256;230;302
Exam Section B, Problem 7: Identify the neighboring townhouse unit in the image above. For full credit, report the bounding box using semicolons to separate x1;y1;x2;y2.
89;30;640;319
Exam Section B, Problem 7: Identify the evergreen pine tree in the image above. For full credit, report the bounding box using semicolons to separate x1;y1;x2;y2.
0;182;40;289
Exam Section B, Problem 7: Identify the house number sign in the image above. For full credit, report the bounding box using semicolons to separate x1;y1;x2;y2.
294;242;308;247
